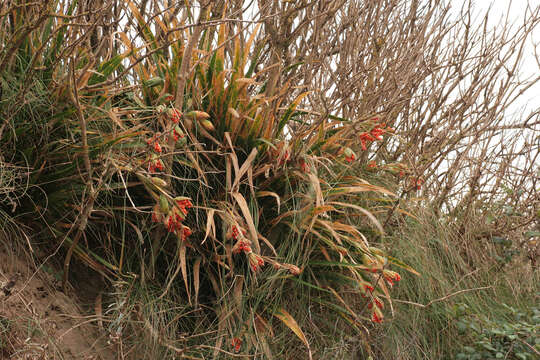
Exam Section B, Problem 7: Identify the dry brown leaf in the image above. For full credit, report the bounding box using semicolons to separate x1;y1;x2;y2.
308;173;324;207
95;292;103;331
202;208;216;245
258;233;277;256
233;276;244;314
256;191;281;213
273;308;312;360
329;201;385;235
316;219;343;245
193;257;201;307
333;183;396;197
232;147;258;192
179;240;191;305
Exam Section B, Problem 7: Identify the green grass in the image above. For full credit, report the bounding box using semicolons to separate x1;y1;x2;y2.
374;209;539;359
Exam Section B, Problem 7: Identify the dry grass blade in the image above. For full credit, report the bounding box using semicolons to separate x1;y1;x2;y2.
95;292;104;331
232;192;260;253
329;201;385;235
193;258;202;309
307;173;324;207
331;183;396;197
233;275;244;313
256;191;281;213
158;237;190;303
232;147;258;192
179;239;191;305
273;308;312;360
202;208;216;245
327;286;362;322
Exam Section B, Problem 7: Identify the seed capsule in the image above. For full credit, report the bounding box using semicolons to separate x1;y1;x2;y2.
159;194;169;213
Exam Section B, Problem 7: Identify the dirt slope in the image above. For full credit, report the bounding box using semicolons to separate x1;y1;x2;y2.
0;242;115;360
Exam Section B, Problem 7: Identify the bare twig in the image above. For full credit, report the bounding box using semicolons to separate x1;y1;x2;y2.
392;286;493;308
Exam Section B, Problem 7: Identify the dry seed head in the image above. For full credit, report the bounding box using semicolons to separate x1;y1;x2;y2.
186;110;210;120
368;247;385;256
200;119;215;132
150;177;168;187
374;254;388;266
156;105;166;114
284;264;301;275
174;125;184;138
362;253;376;266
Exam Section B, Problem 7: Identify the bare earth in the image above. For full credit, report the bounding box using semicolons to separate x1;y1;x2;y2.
0;244;115;360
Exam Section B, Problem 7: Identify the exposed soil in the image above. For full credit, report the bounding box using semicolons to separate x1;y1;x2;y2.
0;240;115;359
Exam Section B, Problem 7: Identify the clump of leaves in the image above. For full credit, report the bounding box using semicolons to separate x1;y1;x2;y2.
92;8;417;357
454;303;540;360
